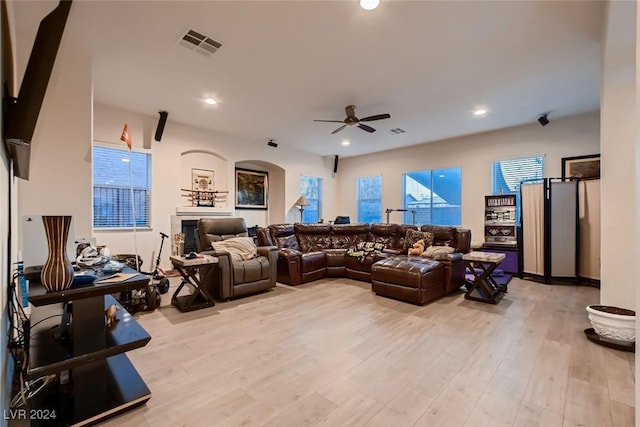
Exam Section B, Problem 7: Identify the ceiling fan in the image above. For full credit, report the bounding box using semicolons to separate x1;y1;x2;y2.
314;105;391;134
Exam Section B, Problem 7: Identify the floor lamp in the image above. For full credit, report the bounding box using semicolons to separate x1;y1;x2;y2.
295;196;310;223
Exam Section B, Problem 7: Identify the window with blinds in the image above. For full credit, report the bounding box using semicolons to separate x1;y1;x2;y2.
93;145;151;228
492;156;544;195
301;175;322;223
492;156;543;225
357;176;382;223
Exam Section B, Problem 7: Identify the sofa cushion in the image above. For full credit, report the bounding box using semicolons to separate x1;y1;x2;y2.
422;245;455;258
324;248;348;267
369;223;398;245
421;225;457;246
331;224;370;249
371;256;443;289
276;234;300;251
346;241;385;262
344;251;387;272
295;224;332;252
211;237;257;261
268;224;299;250
232;256;270;284
300;251;326;273
370;223;418;251
403;229;435;251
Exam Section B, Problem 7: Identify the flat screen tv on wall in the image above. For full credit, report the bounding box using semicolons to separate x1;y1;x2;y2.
2;0;72;180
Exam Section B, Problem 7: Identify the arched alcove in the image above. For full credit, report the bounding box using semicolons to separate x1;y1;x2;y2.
235;160;285;226
180;150;229;207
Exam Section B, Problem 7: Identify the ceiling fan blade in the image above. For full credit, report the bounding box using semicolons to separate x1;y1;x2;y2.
314;119;345;123
345;105;357;119
357;123;376;133
331;124;347;134
360;113;391;122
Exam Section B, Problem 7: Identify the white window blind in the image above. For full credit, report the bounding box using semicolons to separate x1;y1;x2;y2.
492;156;544;195
93;145;151;228
357;176;382;223
492;156;543;224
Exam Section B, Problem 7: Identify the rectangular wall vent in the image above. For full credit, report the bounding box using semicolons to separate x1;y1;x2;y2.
388;128;407;135
178;29;222;57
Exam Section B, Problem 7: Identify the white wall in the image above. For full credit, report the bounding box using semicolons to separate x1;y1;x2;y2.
593;1;638;416
600;0;637;311
93;103;336;269
17;33;93;244
338;111;600;241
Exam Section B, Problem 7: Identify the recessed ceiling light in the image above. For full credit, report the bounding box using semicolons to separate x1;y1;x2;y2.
473;108;488;116
360;0;380;11
204;98;217;105
341;140;351;146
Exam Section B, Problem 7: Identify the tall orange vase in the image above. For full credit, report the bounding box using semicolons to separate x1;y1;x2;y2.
40;216;74;292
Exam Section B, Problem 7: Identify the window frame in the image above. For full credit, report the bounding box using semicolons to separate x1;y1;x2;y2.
402;166;462;226
491;155;545;196
92;141;152;230
356;175;382;223
491;155;544;224
300;174;322;224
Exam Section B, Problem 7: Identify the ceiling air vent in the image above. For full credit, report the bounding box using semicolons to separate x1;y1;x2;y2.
388;128;406;135
178;29;222;57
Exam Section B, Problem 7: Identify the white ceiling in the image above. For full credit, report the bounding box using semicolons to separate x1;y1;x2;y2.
12;1;605;158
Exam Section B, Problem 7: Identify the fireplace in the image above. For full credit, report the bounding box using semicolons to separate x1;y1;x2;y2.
170;206;234;256
181;220;198;254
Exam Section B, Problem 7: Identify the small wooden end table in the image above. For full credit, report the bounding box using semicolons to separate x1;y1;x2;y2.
463;251;506;304
170;255;217;312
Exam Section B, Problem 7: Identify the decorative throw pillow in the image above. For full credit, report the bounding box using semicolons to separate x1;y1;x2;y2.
403;229;435;251
277;234;299;250
422;245;455;258
211;237;257;261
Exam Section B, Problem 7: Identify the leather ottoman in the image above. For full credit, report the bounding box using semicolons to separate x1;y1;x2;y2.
371;256;445;305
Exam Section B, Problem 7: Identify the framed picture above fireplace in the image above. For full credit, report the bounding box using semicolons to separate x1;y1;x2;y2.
235;168;268;209
192;168;214;191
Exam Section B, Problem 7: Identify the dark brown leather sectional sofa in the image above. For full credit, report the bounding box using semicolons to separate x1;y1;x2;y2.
257;223;471;305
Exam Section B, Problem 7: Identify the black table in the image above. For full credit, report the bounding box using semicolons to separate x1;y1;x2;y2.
170;255;217;312
26;267;152;426
463;251;507;304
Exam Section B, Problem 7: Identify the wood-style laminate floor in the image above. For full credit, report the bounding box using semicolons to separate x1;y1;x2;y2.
104;277;635;427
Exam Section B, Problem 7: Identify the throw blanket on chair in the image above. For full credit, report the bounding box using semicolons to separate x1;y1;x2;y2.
211;237;258;262
346;241;385;263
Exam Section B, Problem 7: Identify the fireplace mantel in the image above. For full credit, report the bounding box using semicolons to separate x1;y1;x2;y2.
175;206;234;216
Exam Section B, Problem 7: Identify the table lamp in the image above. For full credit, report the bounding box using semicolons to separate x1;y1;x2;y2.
294;196;310;222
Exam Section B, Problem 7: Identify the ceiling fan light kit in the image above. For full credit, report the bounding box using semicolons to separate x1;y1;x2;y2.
314;105;391;134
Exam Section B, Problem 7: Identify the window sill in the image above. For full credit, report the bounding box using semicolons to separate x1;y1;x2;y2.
93;227;153;232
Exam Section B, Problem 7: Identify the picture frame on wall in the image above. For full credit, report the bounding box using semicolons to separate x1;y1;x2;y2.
192;168;214;191
561;154;600;180
235;168;268;209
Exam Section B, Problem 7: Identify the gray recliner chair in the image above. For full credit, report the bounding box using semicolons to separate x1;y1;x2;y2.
197;217;277;300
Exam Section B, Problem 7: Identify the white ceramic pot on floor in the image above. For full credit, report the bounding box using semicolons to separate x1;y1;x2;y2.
586;305;636;343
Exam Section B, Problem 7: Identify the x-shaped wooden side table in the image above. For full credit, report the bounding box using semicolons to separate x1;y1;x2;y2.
463;251;506;304
170;255;216;312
